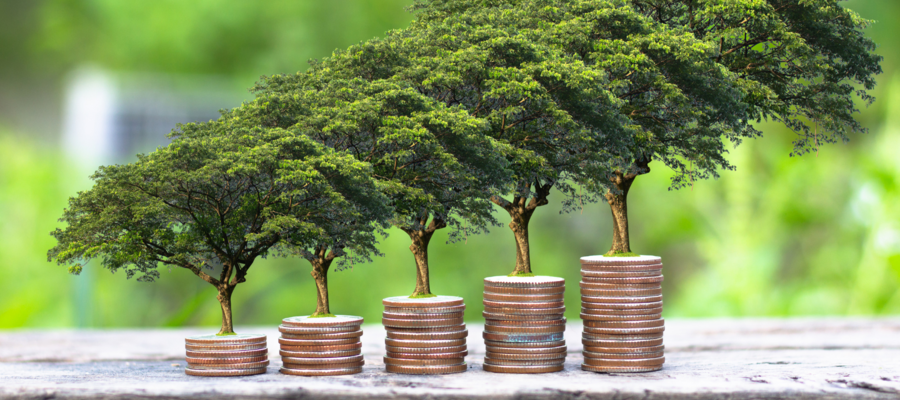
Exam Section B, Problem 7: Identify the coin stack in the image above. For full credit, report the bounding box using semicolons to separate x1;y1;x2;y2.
482;276;567;374
184;334;269;377
278;315;365;376
579;255;665;373
382;296;468;374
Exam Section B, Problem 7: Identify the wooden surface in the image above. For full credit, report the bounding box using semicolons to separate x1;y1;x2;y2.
0;318;898;399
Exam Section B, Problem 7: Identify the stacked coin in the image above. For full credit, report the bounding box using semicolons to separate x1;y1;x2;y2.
482;276;567;373
278;315;365;376
184;334;269;377
579;255;665;373
382;296;468;374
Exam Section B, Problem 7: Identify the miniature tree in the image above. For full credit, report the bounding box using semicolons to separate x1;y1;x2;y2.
411;0;882;255
256;13;638;277
243;77;510;295
49;122;389;333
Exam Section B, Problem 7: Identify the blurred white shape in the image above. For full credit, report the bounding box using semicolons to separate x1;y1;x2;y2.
874;225;900;255
62;67;117;169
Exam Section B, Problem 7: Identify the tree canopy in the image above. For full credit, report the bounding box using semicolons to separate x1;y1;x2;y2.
49;122;390;332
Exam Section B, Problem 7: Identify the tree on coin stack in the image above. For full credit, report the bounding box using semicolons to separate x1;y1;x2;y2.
278;315;366;376
578;255;665;373
49;121;384;377
381;296;469;375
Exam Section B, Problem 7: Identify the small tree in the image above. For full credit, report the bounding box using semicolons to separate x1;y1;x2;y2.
49;123;389;333
245;77;510;295
412;0;882;255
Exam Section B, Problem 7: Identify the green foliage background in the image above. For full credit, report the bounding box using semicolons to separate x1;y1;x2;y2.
0;0;897;329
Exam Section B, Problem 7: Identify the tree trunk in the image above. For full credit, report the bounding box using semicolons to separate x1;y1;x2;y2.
509;206;536;275
404;215;446;297
309;247;336;316
216;286;235;335
407;228;435;296
492;181;552;276
605;165;646;255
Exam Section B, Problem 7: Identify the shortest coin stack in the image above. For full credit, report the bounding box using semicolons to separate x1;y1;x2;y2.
184;334;269;377
382;296;468;374
580;255;665;373
278;315;365;376
482;276;567;374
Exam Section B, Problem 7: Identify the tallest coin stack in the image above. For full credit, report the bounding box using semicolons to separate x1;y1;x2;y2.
579;255;665;373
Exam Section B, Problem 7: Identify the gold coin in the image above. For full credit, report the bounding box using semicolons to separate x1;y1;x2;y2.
281;315;363;328
579;256;661;266
385;345;467;354
484;276;565;288
483;357;565;366
482;332;564;342
483;306;566;315
382;317;464;328
279;367;362;376
276;325;360;334
384;305;466;314
282;361;365;370
582;295;663;304
187;360;269;370
185;367;267;377
484;286;565;295
582;301;663;310
185;334;266;346
383;311;465;320
482;363;564;373
485;344;567;354
185;349;267;358
582;338;663;348
483;292;564;302
278;337;359;347
385;351;468;359
280;354;364;365
580;307;663;315
583;319;664;329
485;352;566;361
581;288;662;297
279;342;361;352
382;296;464;308
185;356;268;364
584;350;665;359
583;345;665;354
485;339;566;348
580;281;661;290
482;300;565;309
583;356;665;367
484;325;565;334
385;338;466;348
386;330;468;340
580;313;662;321
581;270;662;278
185;343;266;352
580;264;663;272
279;330;363;340
385;324;467;333
385;363;467;375
279;349;360;358
483;311;564;321
583;326;665;336
485;318;566;327
582;364;663;373
383;357;464;366
581;276;664;285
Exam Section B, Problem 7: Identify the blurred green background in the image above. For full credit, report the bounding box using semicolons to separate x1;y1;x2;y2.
0;0;897;330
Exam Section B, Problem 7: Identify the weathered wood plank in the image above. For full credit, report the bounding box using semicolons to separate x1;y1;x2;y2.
0;318;897;399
